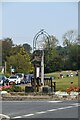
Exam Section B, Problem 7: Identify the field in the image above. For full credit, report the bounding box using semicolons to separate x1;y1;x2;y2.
45;71;79;91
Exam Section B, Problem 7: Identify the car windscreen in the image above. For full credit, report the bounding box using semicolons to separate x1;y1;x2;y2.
16;74;22;78
9;76;17;79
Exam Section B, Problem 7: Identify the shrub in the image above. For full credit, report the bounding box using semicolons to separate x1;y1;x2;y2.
4;73;10;78
66;86;80;93
11;85;22;92
2;85;23;92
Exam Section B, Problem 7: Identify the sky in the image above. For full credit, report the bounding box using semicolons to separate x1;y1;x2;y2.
0;2;78;47
0;3;2;39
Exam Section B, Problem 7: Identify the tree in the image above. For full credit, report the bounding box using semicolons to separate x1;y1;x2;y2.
10;45;22;56
68;44;80;70
62;30;79;70
7;47;33;73
78;45;80;69
43;35;60;72
0;40;2;66
56;46;68;57
63;30;78;46
44;51;62;73
2;38;13;65
43;35;59;50
23;43;32;54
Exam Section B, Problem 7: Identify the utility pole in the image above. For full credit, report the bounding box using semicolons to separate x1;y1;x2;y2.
4;61;7;73
10;66;12;75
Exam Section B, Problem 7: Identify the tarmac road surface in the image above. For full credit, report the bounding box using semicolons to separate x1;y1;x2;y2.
0;100;80;119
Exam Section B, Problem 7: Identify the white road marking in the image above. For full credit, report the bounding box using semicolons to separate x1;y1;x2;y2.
57;106;73;110
48;101;62;103
36;111;47;114
47;106;73;112
23;114;34;117
12;104;80;119
0;114;10;119
47;109;56;112
13;116;22;119
13;114;34;119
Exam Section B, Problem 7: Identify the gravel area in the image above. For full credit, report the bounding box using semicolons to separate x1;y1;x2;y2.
1;93;80;101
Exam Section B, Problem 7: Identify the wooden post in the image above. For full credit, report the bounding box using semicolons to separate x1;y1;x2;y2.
54;82;56;92
50;77;53;92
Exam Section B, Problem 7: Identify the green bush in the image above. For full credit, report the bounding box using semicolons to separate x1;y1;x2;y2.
0;73;10;78
4;73;10;78
11;85;22;92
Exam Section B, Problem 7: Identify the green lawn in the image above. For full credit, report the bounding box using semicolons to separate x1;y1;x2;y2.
55;76;78;91
45;71;79;91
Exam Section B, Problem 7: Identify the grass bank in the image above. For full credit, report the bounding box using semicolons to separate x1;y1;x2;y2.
45;71;78;91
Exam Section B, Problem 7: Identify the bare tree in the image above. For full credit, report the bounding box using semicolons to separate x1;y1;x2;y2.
63;30;78;46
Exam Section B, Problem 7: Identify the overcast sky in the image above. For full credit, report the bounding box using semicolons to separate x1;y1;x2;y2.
0;2;78;47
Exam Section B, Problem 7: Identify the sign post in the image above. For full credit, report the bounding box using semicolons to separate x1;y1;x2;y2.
33;29;50;91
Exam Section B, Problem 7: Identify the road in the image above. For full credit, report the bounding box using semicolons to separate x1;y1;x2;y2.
0;100;80;119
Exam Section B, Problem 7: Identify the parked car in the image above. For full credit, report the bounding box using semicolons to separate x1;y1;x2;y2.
16;73;24;82
0;75;8;86
21;74;34;84
8;76;21;85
